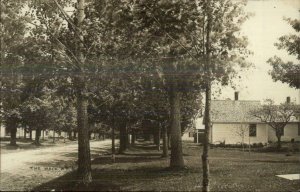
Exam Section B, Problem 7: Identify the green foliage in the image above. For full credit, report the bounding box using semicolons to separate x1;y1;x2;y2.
268;15;300;89
1;0;250;144
268;56;300;89
1;0;29;128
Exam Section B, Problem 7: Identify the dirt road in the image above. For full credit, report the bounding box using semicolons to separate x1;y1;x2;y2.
0;140;113;191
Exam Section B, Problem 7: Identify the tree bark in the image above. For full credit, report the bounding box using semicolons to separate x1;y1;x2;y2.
112;113;116;155
202;0;212;190
8;118;17;146
68;130;72;140
77;89;92;185
276;135;282;150
131;130;136;145
24;128;26;139
29;127;32;140
202;83;211;192
157;124;161;151
34;128;41;146
119;122;127;154
53;129;55;143
167;131;171;149
75;0;92;185
169;84;184;168
162;124;168;157
112;124;115;155
73;131;77;139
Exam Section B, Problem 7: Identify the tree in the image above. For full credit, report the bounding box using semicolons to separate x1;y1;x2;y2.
268;16;300;89
196;1;251;191
0;0;29;146
21;93;53;145
129;0;201;169
251;99;298;150
25;0;94;185
235;123;248;152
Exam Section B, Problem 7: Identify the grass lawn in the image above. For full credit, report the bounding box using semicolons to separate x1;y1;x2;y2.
0;137;78;154
34;141;300;191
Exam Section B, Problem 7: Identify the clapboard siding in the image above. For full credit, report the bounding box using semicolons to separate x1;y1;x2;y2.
211;123;268;144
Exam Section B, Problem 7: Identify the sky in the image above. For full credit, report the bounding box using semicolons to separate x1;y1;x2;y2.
214;0;300;104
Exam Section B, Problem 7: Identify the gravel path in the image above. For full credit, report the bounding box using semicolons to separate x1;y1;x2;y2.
0;140;112;191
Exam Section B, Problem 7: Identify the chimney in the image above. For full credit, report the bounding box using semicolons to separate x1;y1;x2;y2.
286;96;290;104
234;92;239;101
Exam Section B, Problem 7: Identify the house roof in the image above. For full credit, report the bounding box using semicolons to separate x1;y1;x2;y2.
211;100;261;123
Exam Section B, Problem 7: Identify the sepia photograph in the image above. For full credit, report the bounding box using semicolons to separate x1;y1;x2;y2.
0;0;299;191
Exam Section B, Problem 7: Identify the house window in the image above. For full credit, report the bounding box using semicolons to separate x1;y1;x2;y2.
189;132;194;137
249;124;257;137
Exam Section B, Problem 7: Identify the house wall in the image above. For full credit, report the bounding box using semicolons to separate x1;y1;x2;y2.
16;128;25;138
211;123;268;144
0;125;5;137
267;123;300;142
182;132;194;141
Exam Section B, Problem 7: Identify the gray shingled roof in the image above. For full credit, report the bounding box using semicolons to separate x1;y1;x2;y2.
211;100;261;123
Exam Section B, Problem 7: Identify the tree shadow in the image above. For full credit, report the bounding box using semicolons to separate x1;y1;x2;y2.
253;160;300;164
32;171;121;191
25;159;77;170
33;164;198;191
92;154;163;164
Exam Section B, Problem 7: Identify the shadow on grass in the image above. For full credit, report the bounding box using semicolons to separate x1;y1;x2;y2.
25;159;77;170
62;148;111;159
32;170;121;191
92;154;162;164
32;142;199;191
33;164;199;191
1;143;54;151
253;160;300;164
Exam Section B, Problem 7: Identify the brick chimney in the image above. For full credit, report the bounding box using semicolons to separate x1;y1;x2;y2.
286;96;290;104
234;92;239;101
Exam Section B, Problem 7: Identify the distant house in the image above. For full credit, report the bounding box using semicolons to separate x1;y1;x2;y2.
199;93;300;145
182;126;195;141
0;124;6;137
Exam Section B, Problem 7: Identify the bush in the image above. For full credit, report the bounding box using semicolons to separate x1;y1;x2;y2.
211;142;265;149
252;143;264;148
258;146;289;152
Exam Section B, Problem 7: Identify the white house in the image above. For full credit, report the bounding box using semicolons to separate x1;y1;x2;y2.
0;124;5;137
202;94;300;145
182;126;195;141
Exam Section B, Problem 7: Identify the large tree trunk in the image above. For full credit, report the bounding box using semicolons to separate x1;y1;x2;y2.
112;124;115;155
157;124;161;151
8;118;17;146
112;113;116;156
53;129;55;143
131;130;136;145
202;83;211;192
29;127;32;140
162;124;168;158
68;130;73;140
169;85;184;168
73;131;77;139
24;127;26;139
34;128;41;146
119;122;127;154
202;0;212;191
77;89;92;185
75;0;92;185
